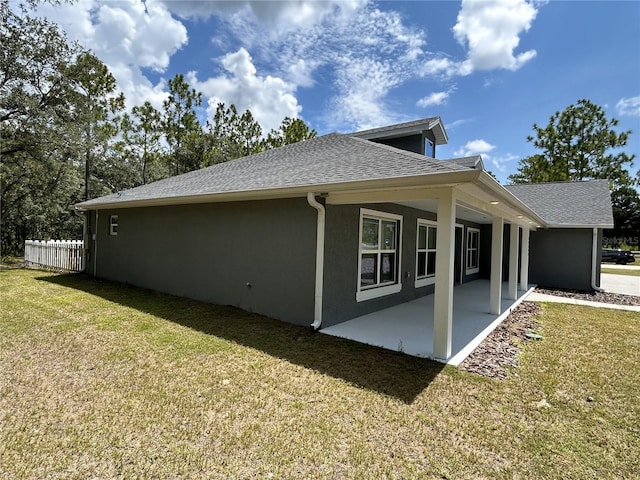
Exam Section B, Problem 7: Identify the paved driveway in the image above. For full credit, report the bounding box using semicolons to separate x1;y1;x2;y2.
601;271;640;296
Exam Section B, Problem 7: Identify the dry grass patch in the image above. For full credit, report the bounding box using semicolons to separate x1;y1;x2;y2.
601;267;640;277
1;269;639;479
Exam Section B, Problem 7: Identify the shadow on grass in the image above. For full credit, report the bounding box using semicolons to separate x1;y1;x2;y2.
37;273;445;403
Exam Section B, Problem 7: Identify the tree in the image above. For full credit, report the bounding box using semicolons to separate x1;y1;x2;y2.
263;117;317;149
64;52;125;200
118;101;165;184
1;0;88;254
508;99;638;239
205;103;263;165
162;74;202;175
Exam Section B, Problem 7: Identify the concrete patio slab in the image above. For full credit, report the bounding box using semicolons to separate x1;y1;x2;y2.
321;280;534;366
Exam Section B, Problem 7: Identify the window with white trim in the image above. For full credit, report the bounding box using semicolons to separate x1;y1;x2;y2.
357;209;402;302
415;220;437;287
466;227;480;274
109;215;118;236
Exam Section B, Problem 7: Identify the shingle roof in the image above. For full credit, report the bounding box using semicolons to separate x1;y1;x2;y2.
505;180;614;227
446;156;484;170
77;133;469;208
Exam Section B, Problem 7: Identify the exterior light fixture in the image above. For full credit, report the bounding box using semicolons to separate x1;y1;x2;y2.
489;201;500;205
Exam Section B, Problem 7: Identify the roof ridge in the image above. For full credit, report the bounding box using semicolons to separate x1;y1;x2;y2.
506;178;608;187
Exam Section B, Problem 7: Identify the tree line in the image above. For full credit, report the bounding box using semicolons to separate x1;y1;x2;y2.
2;1;637;256
0;0;316;255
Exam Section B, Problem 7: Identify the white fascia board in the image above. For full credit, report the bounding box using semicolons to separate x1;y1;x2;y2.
475;173;548;227
74;170;481;211
544;223;614;229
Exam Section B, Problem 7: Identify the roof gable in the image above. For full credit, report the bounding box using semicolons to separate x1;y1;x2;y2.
350;117;448;146
505;180;614;227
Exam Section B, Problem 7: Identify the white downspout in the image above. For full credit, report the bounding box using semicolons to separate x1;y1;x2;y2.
591;228;605;292
93;211;99;276
307;193;325;330
73;208;87;273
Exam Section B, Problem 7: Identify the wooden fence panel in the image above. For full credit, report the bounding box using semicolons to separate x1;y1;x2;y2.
24;240;84;272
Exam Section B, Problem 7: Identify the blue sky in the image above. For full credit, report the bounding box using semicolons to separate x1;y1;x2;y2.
36;0;640;184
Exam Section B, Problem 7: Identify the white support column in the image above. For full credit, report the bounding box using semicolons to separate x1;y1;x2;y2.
520;226;530;291
433;189;456;361
508;224;520;300
490;216;504;315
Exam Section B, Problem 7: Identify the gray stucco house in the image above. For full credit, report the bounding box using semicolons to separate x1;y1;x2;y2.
75;118;614;362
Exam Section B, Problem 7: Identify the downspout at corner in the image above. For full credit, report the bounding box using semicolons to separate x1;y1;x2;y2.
93;211;99;277
73;207;87;273
591;228;605;292
307;193;325;330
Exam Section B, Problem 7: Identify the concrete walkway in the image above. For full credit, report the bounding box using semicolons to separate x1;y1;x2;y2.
525;292;640;312
525;266;640;312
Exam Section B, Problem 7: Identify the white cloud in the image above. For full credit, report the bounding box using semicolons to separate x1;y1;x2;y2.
421;0;539;79
33;0;543;135
454;139;518;177
417;88;455;108
331;58;402;130
455;139;496;157
35;0;188;110
616;96;640;117
155;0;365;32
453;0;538;71
187;48;301;134
488;153;519;173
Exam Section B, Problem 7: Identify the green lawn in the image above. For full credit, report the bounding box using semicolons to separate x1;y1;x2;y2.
601;266;640;277
1;269;639;479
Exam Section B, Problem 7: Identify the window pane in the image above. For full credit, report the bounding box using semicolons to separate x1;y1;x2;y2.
471;232;478;249
427;226;437;250
417;252;426;277
360;254;378;286
361;218;379;249
427;252;436;276
380;253;396;283
418;225;427;250
382;220;396;250
470;250;478;269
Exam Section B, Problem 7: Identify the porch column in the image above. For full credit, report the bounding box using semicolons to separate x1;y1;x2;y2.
433;189;456;360
508;224;520;300
490;216;504;315
520;226;530;291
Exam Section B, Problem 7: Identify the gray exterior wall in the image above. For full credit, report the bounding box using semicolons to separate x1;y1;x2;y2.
371;130;437;157
86;198;317;326
322;202;482;327
528;228;597;291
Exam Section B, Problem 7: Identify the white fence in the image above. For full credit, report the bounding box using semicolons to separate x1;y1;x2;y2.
24;240;85;272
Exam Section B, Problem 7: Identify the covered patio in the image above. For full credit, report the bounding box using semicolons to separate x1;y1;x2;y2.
321;280;535;365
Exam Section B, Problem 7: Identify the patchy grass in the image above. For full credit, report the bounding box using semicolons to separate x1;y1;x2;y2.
601;267;640;277
0;256;24;270
1;269;639;479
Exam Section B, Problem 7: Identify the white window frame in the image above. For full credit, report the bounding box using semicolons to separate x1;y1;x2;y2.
356;208;403;302
415;219;437;288
466;227;480;275
109;215;118;236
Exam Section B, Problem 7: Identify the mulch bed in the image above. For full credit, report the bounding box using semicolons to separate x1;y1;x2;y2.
460;286;639;379
459;302;542;379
